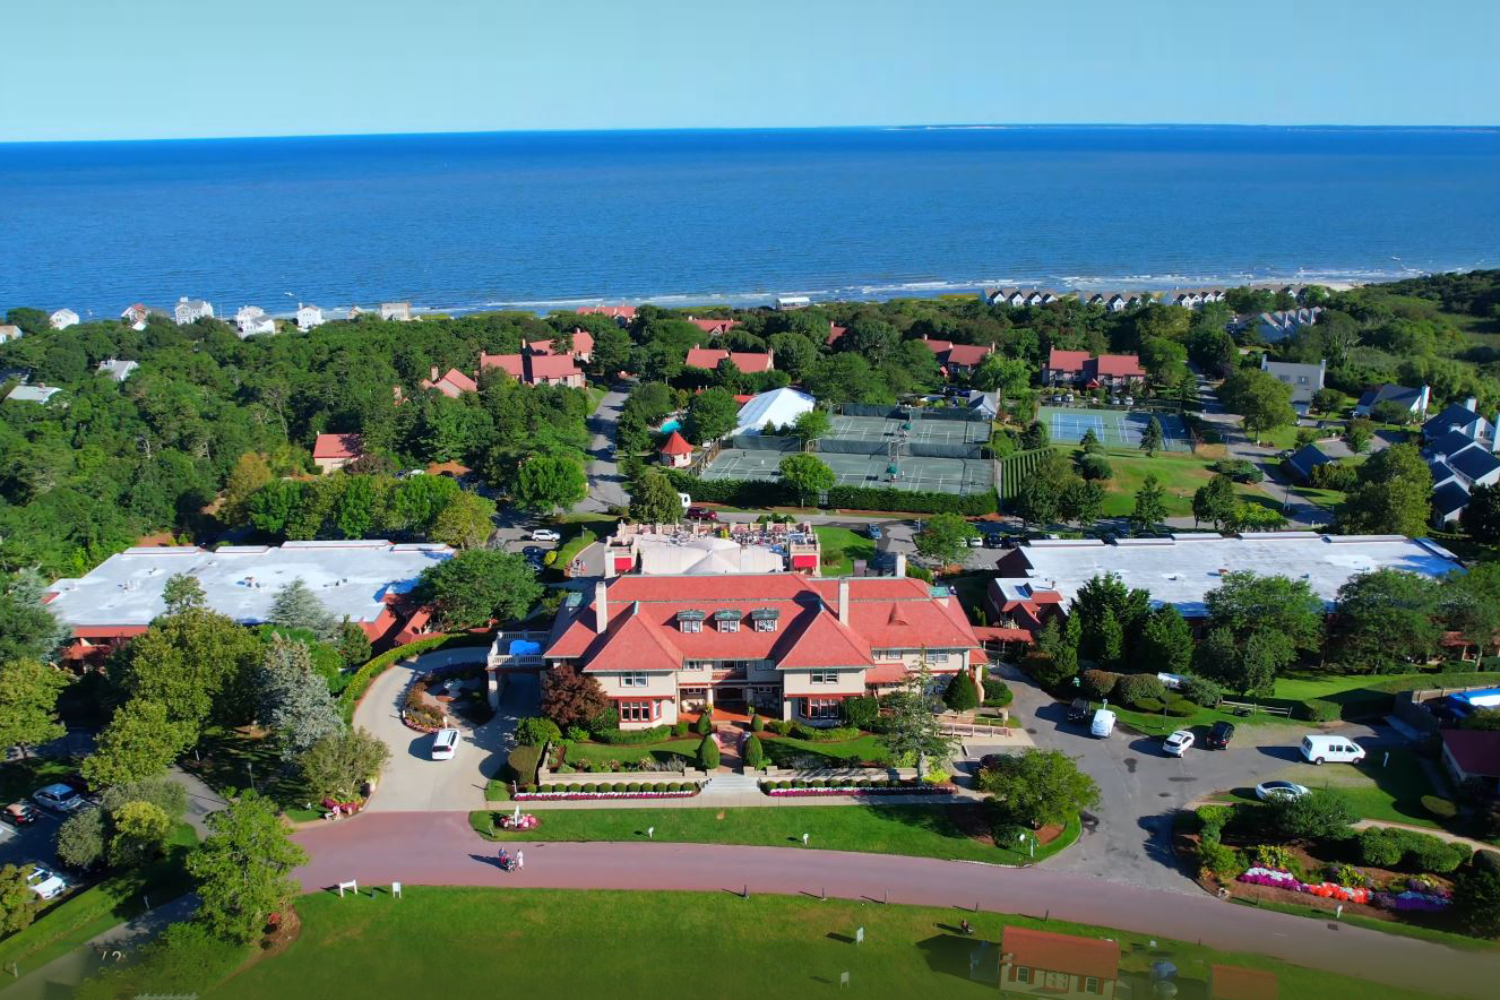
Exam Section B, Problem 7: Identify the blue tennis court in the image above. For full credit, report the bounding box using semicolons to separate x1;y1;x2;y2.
1039;405;1192;451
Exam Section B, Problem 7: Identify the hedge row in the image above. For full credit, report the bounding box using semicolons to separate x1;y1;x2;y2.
337;634;457;722
663;468;997;516
759;778;913;791
506;744;543;785
517;781;701;795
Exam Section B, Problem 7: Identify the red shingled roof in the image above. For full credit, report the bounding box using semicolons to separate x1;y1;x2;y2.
1211;965;1278;1000
1096;353;1145;378
422;368;477;398
826;323;847;346
921;336;955;354
313;432;363;460
1047;348;1092;373
944;343;993;367
659;431;693;456
577;304;635;320
527;330;595;356
1003;927;1119;982
526;353;582;380
684;347;773;374
479;353;526;378
686;317;740;334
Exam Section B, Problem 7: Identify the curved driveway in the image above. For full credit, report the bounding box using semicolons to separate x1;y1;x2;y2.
293;811;1499;1000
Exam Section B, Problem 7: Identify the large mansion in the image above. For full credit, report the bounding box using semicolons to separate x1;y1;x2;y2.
491;573;984;727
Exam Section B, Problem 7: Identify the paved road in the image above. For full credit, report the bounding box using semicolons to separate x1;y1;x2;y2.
996;664;1382;895
355;646;532;813
0;895;196;1000
580;387;630;513
291;811;1500;1000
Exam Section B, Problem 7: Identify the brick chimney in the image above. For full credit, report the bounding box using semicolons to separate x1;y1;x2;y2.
838;578;850;626
594;580;609;631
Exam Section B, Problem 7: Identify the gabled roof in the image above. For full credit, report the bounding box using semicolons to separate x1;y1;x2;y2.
1424;402;1485;438
1449;444;1500;483
576;304;635;320
943;343;993;367
1211;965;1279;1000
1432;481;1471;518
1428;458;1457;486
1429;429;1477;460
1047;348;1091;372
920;337;955;355
313;432;363;460
1286;444;1332;480
422;368;477;398
527;330;594;355
686;317;740;334
1442;729;1500;778
479;353;526;379
660;431;693;455
1359;383;1423;409
826;324;847;346
1095;354;1145;378
683;348;773;374
776;612;875;668
1002;927;1118;981
526;353;582;380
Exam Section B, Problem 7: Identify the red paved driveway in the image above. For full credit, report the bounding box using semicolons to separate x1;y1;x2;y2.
294;812;1499;1000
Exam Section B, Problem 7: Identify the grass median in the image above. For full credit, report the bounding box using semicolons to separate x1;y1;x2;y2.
470;804;1080;866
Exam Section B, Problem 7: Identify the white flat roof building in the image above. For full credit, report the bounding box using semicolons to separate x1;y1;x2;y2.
46;540;453;630
994;532;1462;619
734;387;816;435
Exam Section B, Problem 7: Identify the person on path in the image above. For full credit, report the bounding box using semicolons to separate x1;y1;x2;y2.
517;850;524;870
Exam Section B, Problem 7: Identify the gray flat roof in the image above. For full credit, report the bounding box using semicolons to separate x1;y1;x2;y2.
46;540;453;628
1008;533;1461;618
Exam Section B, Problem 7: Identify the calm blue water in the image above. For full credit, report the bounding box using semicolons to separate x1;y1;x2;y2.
3;126;1499;317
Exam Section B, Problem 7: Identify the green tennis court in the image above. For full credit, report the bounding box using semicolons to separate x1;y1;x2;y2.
1039;406;1191;451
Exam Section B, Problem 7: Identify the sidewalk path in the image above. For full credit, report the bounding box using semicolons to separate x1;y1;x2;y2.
1351;818;1499;853
0;895;196;1000
292;812;1500;1000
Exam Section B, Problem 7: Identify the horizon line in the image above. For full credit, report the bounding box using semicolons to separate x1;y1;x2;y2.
4;120;1499;146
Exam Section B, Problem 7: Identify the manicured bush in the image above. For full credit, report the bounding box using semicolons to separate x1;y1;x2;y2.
1165;696;1197;718
812;779;828;789
1077;453;1113;481
1407;833;1470;874
1080;669;1119;700
1179;674;1222;708
523;783;537;794
981;679;1013;707
515;717;563;747
1358;827;1406;868
593;724;675;745
626;782;642;794
672;720;690;737
1303;698;1342;723
1474;849;1500;876
791;724;861;742
1197;805;1231;841
743;735;765;769
793;779;809;789
841;695;879;728
581;783;596;793
1133;697;1164;713
612;782;627;793
506;744;543;785
1117;673;1167;708
696;712;715;736
767;719;794;736
1422;795;1458;820
943;672;979;711
750;714;765;733
1197;839;1240;880
697;735;720;769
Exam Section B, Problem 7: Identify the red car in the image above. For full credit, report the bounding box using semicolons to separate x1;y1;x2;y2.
3;802;39;826
685;507;718;522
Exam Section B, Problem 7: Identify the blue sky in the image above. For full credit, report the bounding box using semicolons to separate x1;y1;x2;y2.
3;0;1496;141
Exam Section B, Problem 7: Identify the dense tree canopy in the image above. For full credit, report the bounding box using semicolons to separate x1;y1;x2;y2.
414;550;543;629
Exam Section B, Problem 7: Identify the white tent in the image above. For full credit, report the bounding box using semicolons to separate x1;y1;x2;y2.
734;387;816;435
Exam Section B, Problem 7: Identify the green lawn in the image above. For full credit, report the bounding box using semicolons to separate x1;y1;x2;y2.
1086;449;1266;518
471;804;1079;866
558;738;701;767
184;729;322;822
814;525;876;576
1233;748;1443;829
195;889;1462;1000
762;733;890;765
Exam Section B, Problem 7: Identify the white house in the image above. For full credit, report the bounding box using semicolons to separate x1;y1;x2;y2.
120;304;150;330
49;309;80;330
1257;308;1322;343
296;304;325;330
380;301;413;322
97;359;139;382
174;297;214;325
0;325;21;344
1105;294;1128;313
1354;383;1431;420
6;384;62;404
234;306;275;338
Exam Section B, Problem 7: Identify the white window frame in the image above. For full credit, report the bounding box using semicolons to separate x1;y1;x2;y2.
1085;976;1101;995
718;617;739;633
926;650;950;664
754;617;777;632
809;670;838;684
680;618;702;633
620;672;649;688
1014;966;1031;984
684;661;710;672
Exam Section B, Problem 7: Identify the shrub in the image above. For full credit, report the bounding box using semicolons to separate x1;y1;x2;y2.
841;696;878;729
1133;697;1164;713
1474;849;1500;876
1453;867;1500;937
1302;699;1341;723
515;717;562;747
626;782;642;794
792;724;861;742
588;707;620;734
1077;453;1114;481
523;783;537;794
793;779;809;789
566;725;590;742
506;744;543;785
812;779;828;789
750;714;765;733
1197;839;1241;880
1117;673;1167;708
697;735;720;769
1407;834;1470;874
1210;458;1264;484
696;712;715;736
767;719;794;736
672;720;690;737
982;679;1013;707
1165;697;1196;718
1080;669;1119;700
1179;674;1222;708
1358;827;1407;868
1254;844;1298;872
1421;795;1458;820
581;782;596;793
743;735;765;769
1197;805;1231;841
942;672;979;711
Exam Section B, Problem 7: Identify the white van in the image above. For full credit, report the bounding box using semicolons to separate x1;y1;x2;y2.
431;728;460;761
677;492;692;509
1090;709;1116;739
1300;734;1365;766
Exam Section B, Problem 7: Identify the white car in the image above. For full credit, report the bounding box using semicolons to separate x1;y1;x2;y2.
32;783;86;813
530;529;560;543
25;865;68;900
1256;780;1311;802
1163;730;1195;756
431;728;459;761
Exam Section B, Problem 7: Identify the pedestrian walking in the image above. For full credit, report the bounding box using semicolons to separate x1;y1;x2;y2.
517;850;524;870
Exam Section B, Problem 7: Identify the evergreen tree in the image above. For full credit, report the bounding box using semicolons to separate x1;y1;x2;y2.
878;663;958;779
268;578;339;642
629;469;684;524
697;734;720;770
1139;417;1164;456
1128;473;1168;534
1079;427;1104;453
161;573;206;615
257;635;343;756
942;671;979;712
1136;607;1193;675
336;617;372;667
0;569;70;664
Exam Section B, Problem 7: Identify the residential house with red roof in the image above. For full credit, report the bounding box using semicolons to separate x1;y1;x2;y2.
683;346;775;375
421;366;479;399
313;433;364;473
685;316;740;335
1044;348;1146;389
526;329;594;363
1000;927;1120;999
826;322;847;346
918;335;997;377
1209;964;1278;1000
576;304;636;325
479;350;586;388
495;573;983;725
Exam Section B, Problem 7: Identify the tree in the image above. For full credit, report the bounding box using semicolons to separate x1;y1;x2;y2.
514;455;588;514
743;734;765;768
1329;569;1443;672
0;569;70;664
57;807;107;870
1137;607;1193;675
1020;421;1050;450
82;699;197;786
0;658;68;757
1225;501;1288;533
1187;327;1237;378
915;513;976;565
1452;866;1500;938
1462;483;1500;545
110;800;172;867
257;635;343;756
1014;452;1072;527
415;550;543;629
697;734;720;769
767;333;818;380
429;489;498;549
1139;417;1164;457
628;469;683;524
1338;443;1433;537
789;408;832;446
1204;571;1323;681
540;664;609;729
1079;428;1105;454
1128;473;1168;534
684;387;739;444
978;749;1101;829
1343;417;1374;454
878;664;958;779
161;573;206;615
1219;369;1295;442
0;865;39;935
778;454;836;507
336;618;372;667
221;452;275;527
187;791;308;943
268;578;338;643
299;727;390;800
942;671;979;712
1058;479;1105;526
1264;789;1356;842
1192;473;1239;530
973;354;1032;395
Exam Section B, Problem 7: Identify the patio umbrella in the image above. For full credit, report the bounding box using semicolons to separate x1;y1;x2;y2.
1150;961;1178;981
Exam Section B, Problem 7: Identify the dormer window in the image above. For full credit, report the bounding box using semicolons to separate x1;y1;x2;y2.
713;609;743;633
676;609;706;633
749;608;779;633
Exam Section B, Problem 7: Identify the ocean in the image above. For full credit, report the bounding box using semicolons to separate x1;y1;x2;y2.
2;125;1499;318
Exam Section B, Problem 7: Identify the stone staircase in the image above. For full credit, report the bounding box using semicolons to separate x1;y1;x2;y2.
699;772;762;797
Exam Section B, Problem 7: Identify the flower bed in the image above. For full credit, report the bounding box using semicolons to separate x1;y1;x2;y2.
513;782;702;801
1374;880;1452;912
1234;866;1451;909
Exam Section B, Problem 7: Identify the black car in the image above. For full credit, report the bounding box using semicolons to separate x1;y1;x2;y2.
1205;720;1236;750
982;532;1005;549
1067;697;1092;723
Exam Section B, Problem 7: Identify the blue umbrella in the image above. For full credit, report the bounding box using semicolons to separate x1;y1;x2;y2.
1150;960;1179;981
